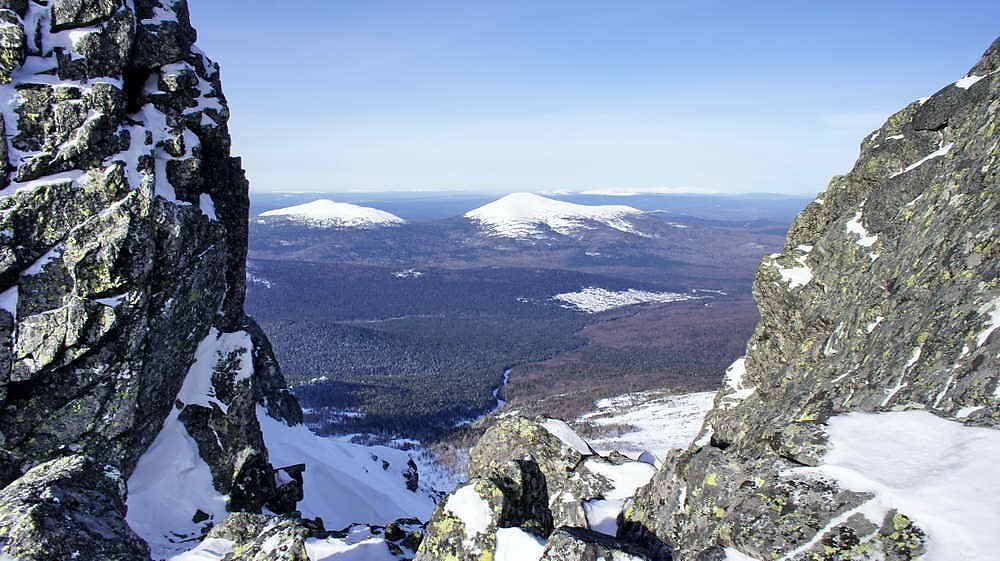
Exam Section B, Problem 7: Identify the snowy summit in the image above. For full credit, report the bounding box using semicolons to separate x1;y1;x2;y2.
465;192;643;238
258;199;406;228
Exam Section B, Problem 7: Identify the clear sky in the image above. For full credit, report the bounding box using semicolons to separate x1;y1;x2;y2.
188;1;999;195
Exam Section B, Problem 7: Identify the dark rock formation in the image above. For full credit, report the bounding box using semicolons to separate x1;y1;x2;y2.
0;1;300;559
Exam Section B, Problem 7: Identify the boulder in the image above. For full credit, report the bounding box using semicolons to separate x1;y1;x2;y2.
0;455;150;561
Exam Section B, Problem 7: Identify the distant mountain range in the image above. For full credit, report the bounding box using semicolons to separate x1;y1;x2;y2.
249;191;812;224
257;192;655;239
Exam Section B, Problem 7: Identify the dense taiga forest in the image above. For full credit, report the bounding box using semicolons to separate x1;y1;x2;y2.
246;200;789;437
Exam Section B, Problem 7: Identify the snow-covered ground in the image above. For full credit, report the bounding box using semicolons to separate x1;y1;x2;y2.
258;199;406;228
127;329;436;560
787;410;1000;561
257;407;436;528
552;287;700;313
577;390;716;460
465;192;643;238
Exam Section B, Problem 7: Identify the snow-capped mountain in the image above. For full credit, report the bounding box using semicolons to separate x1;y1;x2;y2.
259;199;406;228
464;192;644;238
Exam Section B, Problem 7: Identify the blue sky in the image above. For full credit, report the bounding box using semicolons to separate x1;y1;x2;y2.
189;1;999;195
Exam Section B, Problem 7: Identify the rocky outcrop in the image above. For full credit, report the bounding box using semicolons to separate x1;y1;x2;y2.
619;38;1000;561
0;1;302;559
416;416;657;561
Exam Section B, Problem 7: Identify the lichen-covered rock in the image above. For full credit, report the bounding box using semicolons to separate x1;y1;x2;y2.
415;478;507;561
386;517;426;558
0;455;150;561
469;416;608;529
620;37;1000;561
0;1;301;559
418;416;655;560
51;0;122;32
216;515;312;561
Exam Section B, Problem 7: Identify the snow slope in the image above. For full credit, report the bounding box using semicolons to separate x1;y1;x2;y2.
258;199;406;228
465;192;643;238
577;390;716;460
127;330;248;559
127;329;436;560
257;407;436;529
790;411;1000;561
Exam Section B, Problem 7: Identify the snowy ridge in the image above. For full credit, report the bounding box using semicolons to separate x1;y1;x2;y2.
259;199;406;229
465;192;643;238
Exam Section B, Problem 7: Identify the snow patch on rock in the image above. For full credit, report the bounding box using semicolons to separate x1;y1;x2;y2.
541;418;594;455
495;527;545;561
891;143;954;178
719;357;756;409
975;296;1000;348
791;411;1000;561
444;483;493;543
582;459;656;535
